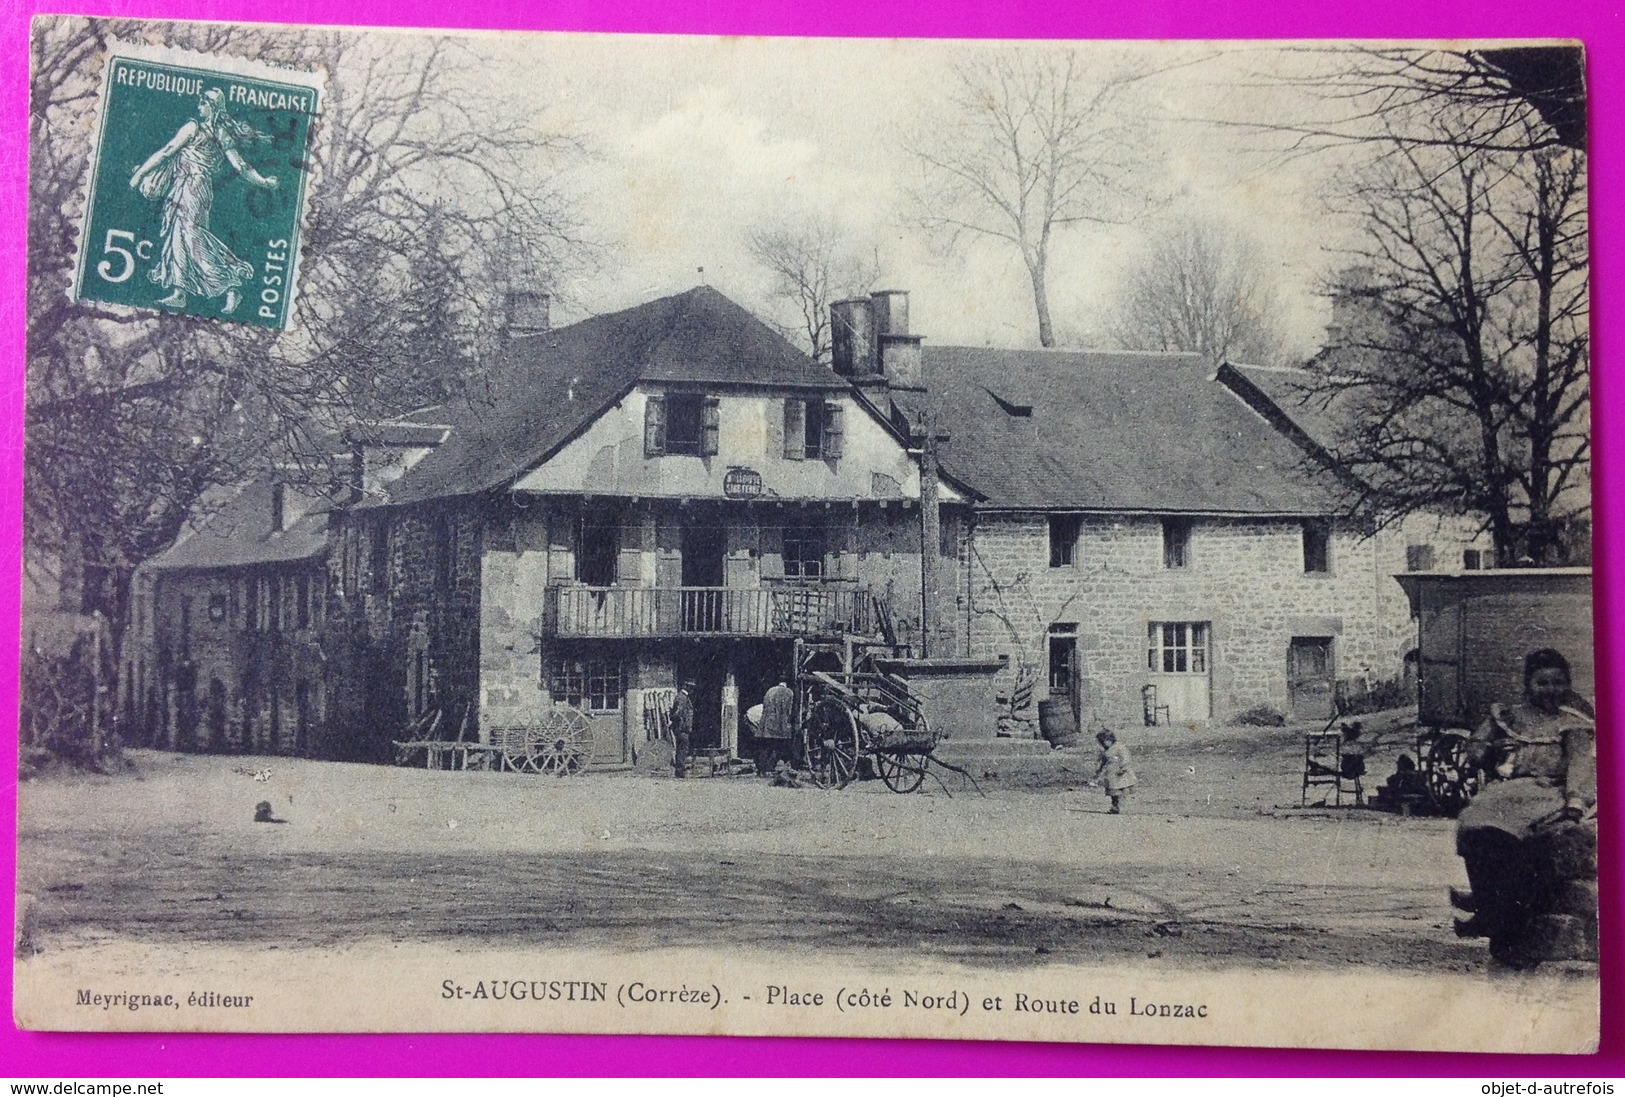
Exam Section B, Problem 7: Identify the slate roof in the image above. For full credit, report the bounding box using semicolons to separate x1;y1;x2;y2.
1218;362;1345;455
343;420;453;447
903;346;1342;514
382;286;844;506
145;479;328;572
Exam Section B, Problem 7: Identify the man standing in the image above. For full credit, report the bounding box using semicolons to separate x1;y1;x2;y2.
756;679;795;776
672;680;695;778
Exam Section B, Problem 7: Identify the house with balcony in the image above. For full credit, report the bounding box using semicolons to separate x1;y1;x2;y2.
323;286;969;764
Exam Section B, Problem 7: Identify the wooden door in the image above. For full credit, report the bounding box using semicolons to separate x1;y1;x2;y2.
1288;637;1335;721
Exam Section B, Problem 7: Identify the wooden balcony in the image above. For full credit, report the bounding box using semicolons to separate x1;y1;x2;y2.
543;585;878;639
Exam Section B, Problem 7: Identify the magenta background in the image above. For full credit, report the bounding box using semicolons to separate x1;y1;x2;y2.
0;0;1619;1077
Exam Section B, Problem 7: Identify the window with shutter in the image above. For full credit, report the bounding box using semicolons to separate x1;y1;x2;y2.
803;399;825;458
822;401;843;459
644;395;666;457
663;394;707;454
783;399;805;460
701;397;720;456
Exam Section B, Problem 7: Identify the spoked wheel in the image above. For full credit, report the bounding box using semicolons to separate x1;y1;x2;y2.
874;750;928;793
805;697;861;788
1422;730;1480;816
527;707;594;776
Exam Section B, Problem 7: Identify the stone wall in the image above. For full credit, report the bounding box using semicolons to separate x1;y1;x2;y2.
326;500;484;759
967;512;1482;730
146;563;328;756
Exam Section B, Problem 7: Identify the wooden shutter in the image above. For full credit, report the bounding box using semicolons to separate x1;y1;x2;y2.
546;510;575;581
760;525;785;579
822;401;843;459
701;397;720;456
783;399;805;460
644;395;666;456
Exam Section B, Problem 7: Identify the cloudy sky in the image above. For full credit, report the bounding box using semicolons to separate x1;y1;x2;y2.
460;34;1364;357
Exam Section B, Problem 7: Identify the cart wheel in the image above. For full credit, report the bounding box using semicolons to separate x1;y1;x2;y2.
805;698;860;788
527;708;594;776
875;751;928;794
1422;731;1480;816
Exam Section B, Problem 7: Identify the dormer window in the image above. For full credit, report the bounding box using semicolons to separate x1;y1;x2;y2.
644;393;719;457
784;398;843;460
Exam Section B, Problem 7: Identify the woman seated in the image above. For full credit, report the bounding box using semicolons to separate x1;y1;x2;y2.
1452;647;1597;966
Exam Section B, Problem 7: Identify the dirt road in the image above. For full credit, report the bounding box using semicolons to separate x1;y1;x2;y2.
18;748;1486;973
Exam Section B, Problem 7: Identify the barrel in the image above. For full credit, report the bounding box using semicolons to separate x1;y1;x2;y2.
1038;698;1080;748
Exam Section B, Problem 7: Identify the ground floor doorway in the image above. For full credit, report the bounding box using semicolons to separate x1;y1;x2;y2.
676;640;793;756
1288;636;1336;721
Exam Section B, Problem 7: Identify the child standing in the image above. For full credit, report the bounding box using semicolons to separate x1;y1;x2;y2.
1092;729;1137;814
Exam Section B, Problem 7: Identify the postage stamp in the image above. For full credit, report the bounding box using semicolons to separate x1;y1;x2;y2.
72;42;321;329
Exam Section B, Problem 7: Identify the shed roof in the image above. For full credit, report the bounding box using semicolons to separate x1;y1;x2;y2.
382;285;842;506
905;346;1342;514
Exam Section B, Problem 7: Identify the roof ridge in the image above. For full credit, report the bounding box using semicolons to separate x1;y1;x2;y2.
930;344;1204;362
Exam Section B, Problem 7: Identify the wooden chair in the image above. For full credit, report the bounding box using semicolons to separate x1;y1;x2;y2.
1302;731;1365;806
1142;684;1170;726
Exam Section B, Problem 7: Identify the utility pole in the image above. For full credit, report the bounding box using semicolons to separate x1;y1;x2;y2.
917;412;941;659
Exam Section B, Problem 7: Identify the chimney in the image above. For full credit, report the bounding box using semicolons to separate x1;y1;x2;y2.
830;297;877;379
503;288;551;340
871;290;924;391
879;333;924;390
270;482;286;533
870;289;909;339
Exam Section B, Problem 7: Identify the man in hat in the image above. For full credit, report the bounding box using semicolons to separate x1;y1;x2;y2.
672;679;695;778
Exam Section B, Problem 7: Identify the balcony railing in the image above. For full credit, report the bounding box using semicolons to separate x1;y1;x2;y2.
544;585;877;639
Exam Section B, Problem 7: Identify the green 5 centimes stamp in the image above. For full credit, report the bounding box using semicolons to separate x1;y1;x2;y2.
73;43;323;329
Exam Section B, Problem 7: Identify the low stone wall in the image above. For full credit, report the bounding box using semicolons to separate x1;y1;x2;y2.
877;656;1004;741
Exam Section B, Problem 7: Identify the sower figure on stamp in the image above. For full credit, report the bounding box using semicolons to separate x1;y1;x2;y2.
1090;728;1137;814
671;679;695;778
129;87;278;314
755;680;795;776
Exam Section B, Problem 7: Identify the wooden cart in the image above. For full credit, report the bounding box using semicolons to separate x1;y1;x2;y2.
393;705;594;776
793;637;940;792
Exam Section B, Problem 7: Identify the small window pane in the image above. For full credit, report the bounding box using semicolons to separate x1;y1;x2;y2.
1049;515;1079;567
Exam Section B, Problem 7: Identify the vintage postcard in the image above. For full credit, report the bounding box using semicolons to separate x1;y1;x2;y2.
16;19;1600;1052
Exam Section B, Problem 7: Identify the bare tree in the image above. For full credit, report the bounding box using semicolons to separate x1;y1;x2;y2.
1239;45;1585;157
1108;216;1285;364
909;49;1158;348
1307;110;1589;565
746;217;879;364
25;17;588;629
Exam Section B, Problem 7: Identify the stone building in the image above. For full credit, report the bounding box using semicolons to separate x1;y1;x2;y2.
319;286;968;763
125;478;331;753
121;284;1494;759
832;299;1491;731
